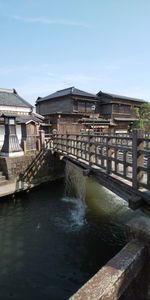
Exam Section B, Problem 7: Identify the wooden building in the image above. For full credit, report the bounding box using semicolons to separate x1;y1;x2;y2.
97;91;146;132
36;87;115;133
36;87;147;134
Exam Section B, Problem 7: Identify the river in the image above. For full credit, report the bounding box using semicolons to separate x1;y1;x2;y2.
0;161;133;300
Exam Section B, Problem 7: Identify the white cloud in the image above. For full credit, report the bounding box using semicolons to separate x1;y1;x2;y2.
12;15;90;28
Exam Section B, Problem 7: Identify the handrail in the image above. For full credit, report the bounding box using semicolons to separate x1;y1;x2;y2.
46;130;150;191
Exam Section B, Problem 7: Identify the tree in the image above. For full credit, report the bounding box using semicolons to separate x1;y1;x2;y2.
132;103;150;130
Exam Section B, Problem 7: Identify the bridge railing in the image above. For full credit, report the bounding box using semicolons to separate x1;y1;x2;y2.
46;130;150;191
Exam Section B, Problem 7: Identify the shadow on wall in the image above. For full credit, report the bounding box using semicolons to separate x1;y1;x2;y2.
15;148;64;192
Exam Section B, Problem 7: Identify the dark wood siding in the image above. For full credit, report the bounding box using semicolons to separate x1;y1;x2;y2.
37;96;73;115
100;104;112;115
73;100;95;113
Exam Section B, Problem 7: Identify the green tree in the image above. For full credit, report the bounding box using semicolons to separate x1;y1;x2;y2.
132;103;150;130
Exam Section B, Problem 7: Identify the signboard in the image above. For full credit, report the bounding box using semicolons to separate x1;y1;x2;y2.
91;105;96;111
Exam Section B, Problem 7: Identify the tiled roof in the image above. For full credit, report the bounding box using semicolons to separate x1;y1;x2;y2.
79;117;110;123
97;91;145;103
0;88;33;108
0;113;44;124
37;87;97;102
16;114;43;124
114;117;138;121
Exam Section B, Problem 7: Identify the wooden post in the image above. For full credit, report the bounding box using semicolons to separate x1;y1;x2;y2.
123;150;127;178
114;148;118;173
106;136;112;174
76;135;80;159
66;134;69;154
132;129;144;189
88;134;91;165
89;135;95;166
23;140;27;154
147;154;150;189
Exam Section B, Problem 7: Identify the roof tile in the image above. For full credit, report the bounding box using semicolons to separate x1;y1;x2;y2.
0;89;32;108
37;87;97;102
97;91;145;103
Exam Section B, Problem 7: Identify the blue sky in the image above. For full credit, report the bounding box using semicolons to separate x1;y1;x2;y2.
0;0;150;104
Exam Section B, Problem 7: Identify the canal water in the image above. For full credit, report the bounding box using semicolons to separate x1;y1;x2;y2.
0;161;133;300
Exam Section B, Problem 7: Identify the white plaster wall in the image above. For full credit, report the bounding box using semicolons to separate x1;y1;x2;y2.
16;125;22;143
0;106;31;113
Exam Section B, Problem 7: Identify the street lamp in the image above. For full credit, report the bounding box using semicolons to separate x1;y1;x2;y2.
91;104;96;133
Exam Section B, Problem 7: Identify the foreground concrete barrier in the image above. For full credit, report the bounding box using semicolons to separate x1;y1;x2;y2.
69;239;147;300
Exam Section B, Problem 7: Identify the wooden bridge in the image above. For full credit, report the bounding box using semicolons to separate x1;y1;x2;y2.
0;128;149;299
44;130;150;299
45;129;150;208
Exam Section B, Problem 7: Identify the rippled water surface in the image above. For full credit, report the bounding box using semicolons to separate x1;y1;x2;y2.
0;166;132;300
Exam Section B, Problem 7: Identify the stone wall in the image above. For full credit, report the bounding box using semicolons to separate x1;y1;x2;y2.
0;149;64;188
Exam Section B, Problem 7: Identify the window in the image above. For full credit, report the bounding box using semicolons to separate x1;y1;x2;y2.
78;101;86;112
73;100;78;111
113;104;119;113
113;104;131;114
121;105;131;114
86;102;93;112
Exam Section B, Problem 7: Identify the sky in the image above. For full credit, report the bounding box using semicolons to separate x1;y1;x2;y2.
0;0;150;105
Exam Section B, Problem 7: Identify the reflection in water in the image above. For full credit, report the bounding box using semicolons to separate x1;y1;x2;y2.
0;161;133;300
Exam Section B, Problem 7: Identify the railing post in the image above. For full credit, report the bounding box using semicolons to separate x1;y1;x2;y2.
66;134;69;154
147;155;150;189
52;133;56;150
88;134;91;165
132;129;144;189
89;134;95;166
106;136;112;174
76;135;80;159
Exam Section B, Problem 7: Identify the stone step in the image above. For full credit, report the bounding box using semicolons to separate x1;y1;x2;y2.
0;171;9;188
0;179;9;186
0;176;6;182
0;179;16;197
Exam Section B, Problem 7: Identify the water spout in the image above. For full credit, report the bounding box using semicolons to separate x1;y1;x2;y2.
63;161;87;230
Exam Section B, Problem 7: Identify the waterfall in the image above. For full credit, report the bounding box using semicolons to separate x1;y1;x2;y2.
64;161;86;202
62;161;87;229
62;160;134;233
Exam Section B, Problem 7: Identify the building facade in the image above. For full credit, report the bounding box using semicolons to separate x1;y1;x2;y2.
36;86;147;134
0;88;44;151
36;87;115;133
97;91;145;132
